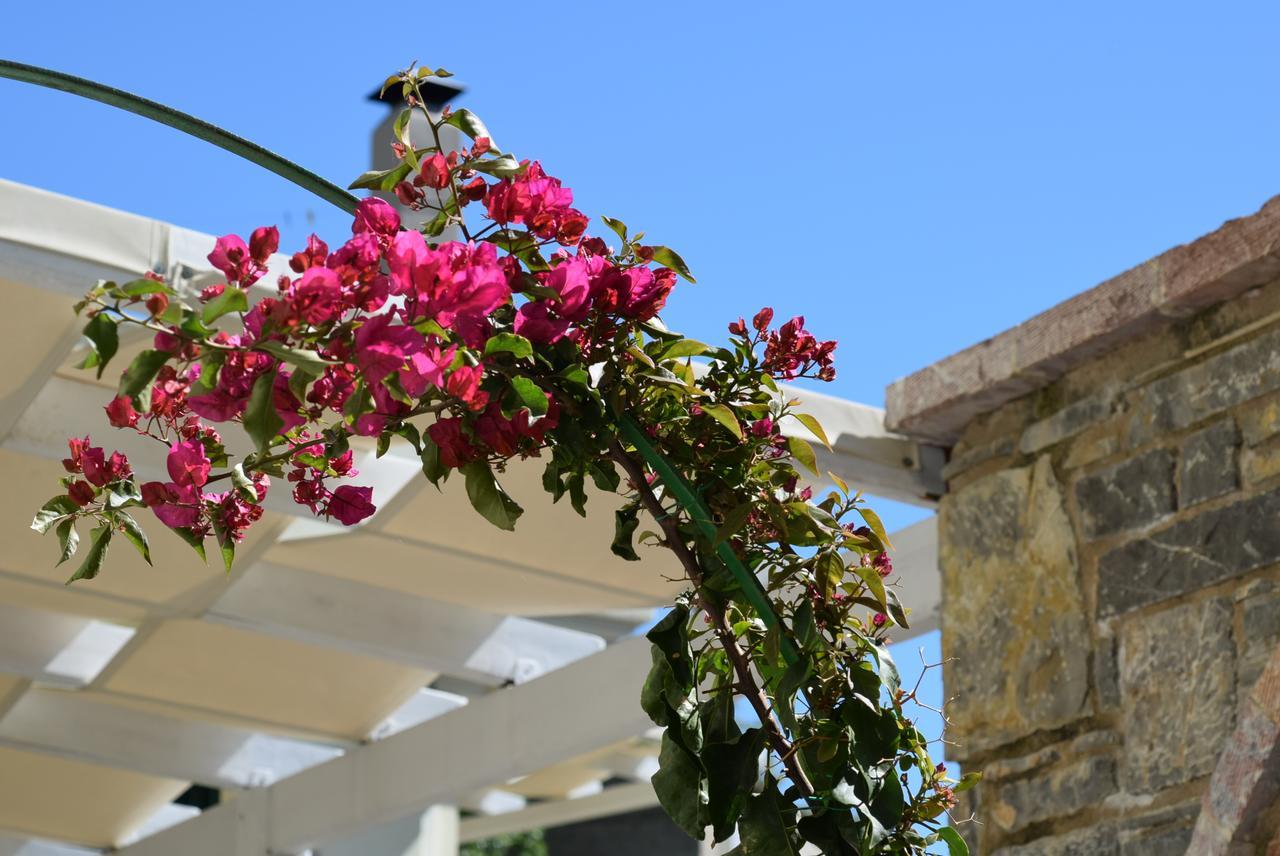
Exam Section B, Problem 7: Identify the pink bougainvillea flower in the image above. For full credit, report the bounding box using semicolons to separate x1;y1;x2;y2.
67;480;95;507
289;234;329;273
104;396;139;429
418;152;450;190
514;301;571;344
286;266;344;327
354;313;425;381
273;372;307;432
352;197;401;241
166;440;211;488
427;417;481;469
142;480;202;529
398;342;456;398
444;363;488;411
249;226;280;264
387;234;511;333
328;484;376;525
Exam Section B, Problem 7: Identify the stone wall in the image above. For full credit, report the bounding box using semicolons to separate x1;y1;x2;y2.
937;275;1280;854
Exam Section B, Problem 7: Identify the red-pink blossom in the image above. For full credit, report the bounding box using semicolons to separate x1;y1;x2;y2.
428;417;481;468
352;197;400;241
286;266;344;327
67;480;95;507
354;313;425;381
105;396;139;428
328;484;376;525
250;226;280;264
142;480;202;529
167;440;211;488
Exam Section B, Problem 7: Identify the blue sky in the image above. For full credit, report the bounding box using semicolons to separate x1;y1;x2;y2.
5;1;1280;835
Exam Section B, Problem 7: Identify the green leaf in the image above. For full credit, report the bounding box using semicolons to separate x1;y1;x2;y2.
231;462;258;502
704;729;766;843
857;506;893;549
954;772;982;792
66;526;111;584
658;339;709;361
201;286;249;324
817;551;846;599
787;435;818;474
934;827;969;856
253;339;331;373
210;513;235;573
701;403;743;441
468;153;523;178
32;495;79;534
793;412;832;450
114;512;152;565
107;479;142;508
461;461;523;531
444;108;497;149
79;312;119;378
483;332;534;359
392;108;413;145
885;589;910;629
510;376;548;416
714;501;753;545
873;642;901;695
853;562;888;610
650;729;707;840
611;506;641;561
243;368;284;454
600;215;628;242
55;519;79;566
736;786;799;855
117;349;172;402
117;278;174;297
650;245;696;283
420;436;447;488
348;161;413;191
172;526;207;563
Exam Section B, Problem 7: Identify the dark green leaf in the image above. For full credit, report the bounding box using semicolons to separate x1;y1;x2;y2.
873;642;901;694
66;526;111;584
231;462;258;502
79;312;119;379
885;589;910;629
461;461;523;531
211;513;235;573
659;339;709;361
736;786;799;855
704;729;766;843
253;339;331;373
468;153;523;178
650;730;707;840
934;827;969;856
172;526;207;562
650;245;696;283
420;436;447;488
117;349;172;402
114;512;152;565
243;368;284;454
32;496;79;534
600;215;628;242
444;108;497;149
118;278;175;297
201;286;249;324
483;332;534;359
853;562;888;610
55;519;79;566
348;162;413;191
714;502;753;545
857;506;893;549
611;506;641;561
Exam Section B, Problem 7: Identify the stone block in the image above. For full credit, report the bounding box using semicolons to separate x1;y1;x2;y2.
1074;449;1176;539
1243;436;1280;486
1020;390;1117;455
1126;326;1280;446
1239;393;1280;446
987;756;1117;834
1239;580;1280;691
1119;597;1236;793
991;825;1119;856
940;458;1090;754
1179;418;1240;507
1097;491;1280;616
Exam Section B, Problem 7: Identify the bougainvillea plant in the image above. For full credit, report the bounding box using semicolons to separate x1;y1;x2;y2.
27;65;973;854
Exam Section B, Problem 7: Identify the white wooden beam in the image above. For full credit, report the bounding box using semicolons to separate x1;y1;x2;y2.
0;603;133;687
459;781;659;843
0;688;344;788
118;637;654;855
206;563;606;686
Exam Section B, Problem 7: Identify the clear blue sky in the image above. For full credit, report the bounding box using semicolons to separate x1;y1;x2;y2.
5;1;1280;832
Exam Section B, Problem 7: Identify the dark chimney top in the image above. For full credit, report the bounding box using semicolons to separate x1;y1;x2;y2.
368;78;466;112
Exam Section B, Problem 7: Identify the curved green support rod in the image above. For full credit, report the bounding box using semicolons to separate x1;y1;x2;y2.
0;59;360;215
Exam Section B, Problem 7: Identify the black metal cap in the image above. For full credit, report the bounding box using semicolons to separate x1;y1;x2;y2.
368;78;466;112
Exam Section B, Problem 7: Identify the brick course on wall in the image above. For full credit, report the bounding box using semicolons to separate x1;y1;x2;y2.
936;276;1280;854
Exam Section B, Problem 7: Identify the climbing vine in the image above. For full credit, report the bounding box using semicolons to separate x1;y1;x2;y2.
28;64;972;853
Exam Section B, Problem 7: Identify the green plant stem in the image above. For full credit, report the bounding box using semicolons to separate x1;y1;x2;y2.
0;60;360;215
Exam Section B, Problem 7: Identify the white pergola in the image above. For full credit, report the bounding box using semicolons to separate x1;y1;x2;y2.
0;178;943;855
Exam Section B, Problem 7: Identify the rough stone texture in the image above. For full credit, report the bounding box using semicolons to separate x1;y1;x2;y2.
987;755;1117;833
1093;633;1121;712
1243;436;1280;487
1020;389;1117;455
1239;394;1280;446
1074;449;1176;539
1119;597;1237;793
1125;326;1280;447
1240;580;1280;690
991;825;1120;856
1097;490;1280;616
940;458;1090;754
885;195;1280;444
1179;418;1240;507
